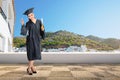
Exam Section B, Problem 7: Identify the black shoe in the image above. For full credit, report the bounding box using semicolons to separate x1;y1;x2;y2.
32;71;37;73
31;67;37;73
27;68;33;75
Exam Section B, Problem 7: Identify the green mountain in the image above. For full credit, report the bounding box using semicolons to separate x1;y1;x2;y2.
13;30;114;51
102;38;120;49
86;35;104;42
86;35;120;49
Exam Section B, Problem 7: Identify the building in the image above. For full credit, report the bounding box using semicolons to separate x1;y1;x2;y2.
0;0;15;52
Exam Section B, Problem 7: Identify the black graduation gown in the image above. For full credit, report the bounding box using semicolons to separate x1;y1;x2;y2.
20;19;45;60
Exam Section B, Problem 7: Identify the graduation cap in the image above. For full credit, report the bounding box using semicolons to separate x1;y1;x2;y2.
23;8;34;15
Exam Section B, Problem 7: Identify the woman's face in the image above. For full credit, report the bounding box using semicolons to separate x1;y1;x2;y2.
27;13;34;20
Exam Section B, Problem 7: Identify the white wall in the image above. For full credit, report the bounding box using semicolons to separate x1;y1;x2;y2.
0;0;14;52
0;14;11;52
0;14;11;37
0;52;120;64
0;36;3;51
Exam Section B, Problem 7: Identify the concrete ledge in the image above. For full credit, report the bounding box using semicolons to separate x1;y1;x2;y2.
0;52;120;64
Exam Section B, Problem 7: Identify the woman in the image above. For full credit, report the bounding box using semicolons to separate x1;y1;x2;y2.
20;8;45;75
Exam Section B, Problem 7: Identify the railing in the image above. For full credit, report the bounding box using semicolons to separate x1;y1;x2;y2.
0;7;7;20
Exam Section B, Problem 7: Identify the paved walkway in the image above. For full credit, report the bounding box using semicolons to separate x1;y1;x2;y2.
0;64;120;80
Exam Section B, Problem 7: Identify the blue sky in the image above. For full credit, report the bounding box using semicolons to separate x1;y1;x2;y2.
14;0;120;39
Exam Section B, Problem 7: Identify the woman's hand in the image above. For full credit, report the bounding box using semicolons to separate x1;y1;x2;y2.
21;18;24;25
41;25;44;31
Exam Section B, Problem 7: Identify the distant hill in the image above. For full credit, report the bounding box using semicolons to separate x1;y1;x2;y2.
14;30;114;51
86;35;120;49
102;38;120;49
86;35;104;42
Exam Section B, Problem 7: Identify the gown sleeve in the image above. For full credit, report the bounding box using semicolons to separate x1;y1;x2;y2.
20;24;27;36
40;21;45;39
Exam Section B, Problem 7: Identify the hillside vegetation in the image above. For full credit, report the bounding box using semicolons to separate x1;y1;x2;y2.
13;30;118;51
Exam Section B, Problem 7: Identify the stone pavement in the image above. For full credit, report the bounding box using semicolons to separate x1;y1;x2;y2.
0;64;120;80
